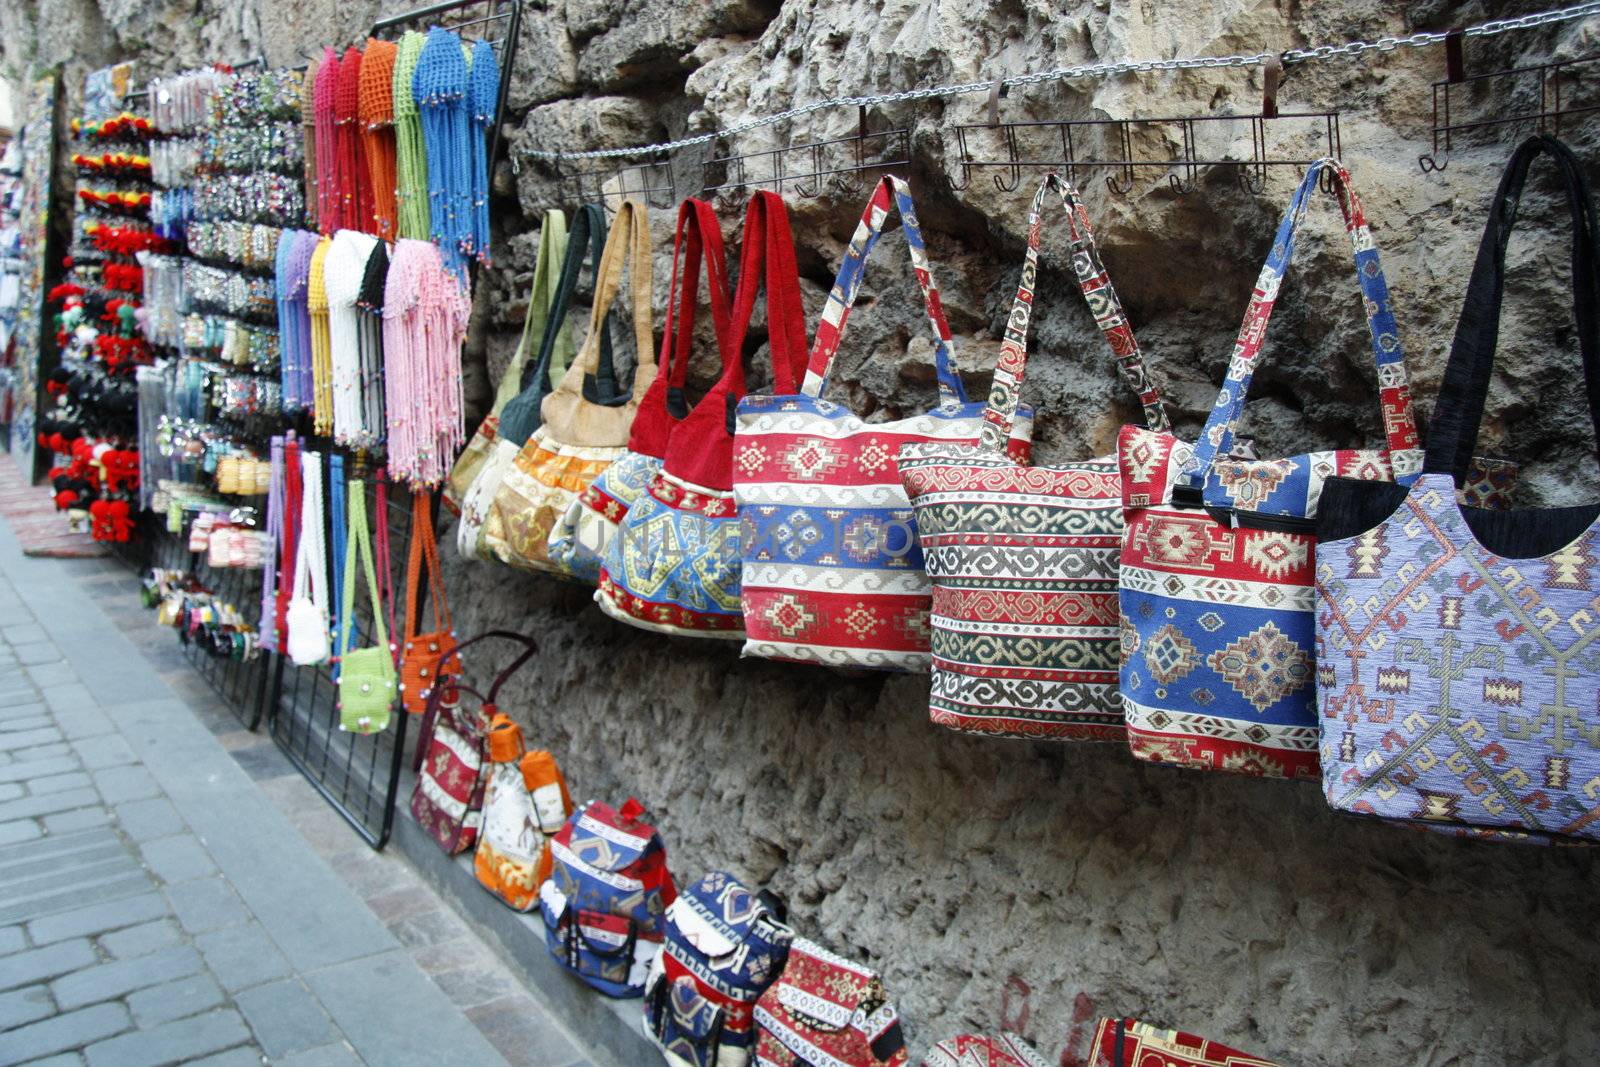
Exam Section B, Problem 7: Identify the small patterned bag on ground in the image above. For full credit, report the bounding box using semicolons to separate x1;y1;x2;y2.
752;938;907;1066
1088;1018;1280;1067
643;871;794;1067
921;1034;1050;1067
540;798;677;997
474;714;573;911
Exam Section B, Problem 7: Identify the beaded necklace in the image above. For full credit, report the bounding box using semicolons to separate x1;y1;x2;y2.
300;58;319;229
328;452;347;677
469;38;499;264
307;236;335;435
358;241;390;448
278;230;319;412
336;47;375;235
313;50;340;233
415;27;470;276
383;238;469;487
359;38;399;241
392;31;430;241
326;229;381;448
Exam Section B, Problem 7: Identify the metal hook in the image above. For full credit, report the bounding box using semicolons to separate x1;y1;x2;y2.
1235;164;1267;195
795;143;823;198
1168;173;1198;195
949;126;972;192
1419;151;1450;174
992;124;1022;192
1106;171;1135;196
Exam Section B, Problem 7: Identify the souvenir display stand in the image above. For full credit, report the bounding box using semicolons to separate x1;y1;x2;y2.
20;3;1600;1064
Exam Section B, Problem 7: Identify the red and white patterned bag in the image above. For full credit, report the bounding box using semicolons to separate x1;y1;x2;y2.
733;176;1031;671
408;631;539;855
752;938;907;1066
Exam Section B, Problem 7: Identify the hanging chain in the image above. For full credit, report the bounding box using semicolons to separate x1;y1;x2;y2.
520;0;1600;161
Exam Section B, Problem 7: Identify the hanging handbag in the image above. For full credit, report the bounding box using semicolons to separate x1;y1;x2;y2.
1315;135;1600;844
751;938;907;1067
336;478;398;734
1088;1018;1280;1067
643;872;794;1067
899;173;1166;740
409;630;540;854
540;798;677;998
733;175;1033;670
460;204;613;559
599;191;808;638
1117;158;1467;780
921;1035;1050;1067
445;208;570;515
400;490;454;714
474;714;573;911
553;197;733;587
484;199;654;577
286;448;331;667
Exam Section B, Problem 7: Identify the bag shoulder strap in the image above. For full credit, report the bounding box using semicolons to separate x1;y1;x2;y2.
1179;158;1417;492
802;175;966;405
1426;134;1600;479
405;489;450;639
553;199;655;404
981;172;1168;451
374;470;396;662
488;208;568;415
730;190;807;398
341;478;388;656
292;450;325;610
329;454;346;642
500;203;616;445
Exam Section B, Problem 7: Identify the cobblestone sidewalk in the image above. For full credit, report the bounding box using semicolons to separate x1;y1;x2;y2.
0;516;593;1065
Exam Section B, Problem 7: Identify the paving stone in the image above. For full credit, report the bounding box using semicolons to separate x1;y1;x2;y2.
196;924;293;992
12;642;64;666
40;682;96;713
3;1001;130;1062
274;1044;363;1067
84;1007;251;1067
191;1049;268;1067
22;1055;88;1067
465;994;587;1067
12;742;72;762
0;938;96;990
52;943;204;1010
27;891;167;945
0;715;52;733
0;818;42;845
0;783;20;801
28;771;91;795
0;984;54;1029
166;877;250;934
127;971;227;1028
0;787;98;822
306;951;506;1065
0;727;63;753
42;807;111;834
0;700;46;721
54;707;114;740
141;834;218;883
100;918;182;959
385;906;472;950
235;979;339;1058
430;964;524;1009
0;756;76;785
71;734;136;770
114;797;186;842
363;886;437;925
24;662;77;689
0;923;24;954
93;764;161;805
0;690;40;710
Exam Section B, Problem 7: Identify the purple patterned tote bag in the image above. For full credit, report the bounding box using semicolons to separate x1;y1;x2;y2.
1314;135;1600;844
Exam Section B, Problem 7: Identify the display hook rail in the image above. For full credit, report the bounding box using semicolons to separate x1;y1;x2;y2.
1421;37;1600;171
513;0;1600;163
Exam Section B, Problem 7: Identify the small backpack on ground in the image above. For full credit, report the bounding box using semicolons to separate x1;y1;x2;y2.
752;938;907;1066
473;714;573;911
644;872;793;1067
921;1034;1050;1067
1088;1018;1281;1067
540;798;678;997
408;631;539;855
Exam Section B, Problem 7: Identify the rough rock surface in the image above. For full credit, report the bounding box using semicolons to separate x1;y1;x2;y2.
6;2;1600;1062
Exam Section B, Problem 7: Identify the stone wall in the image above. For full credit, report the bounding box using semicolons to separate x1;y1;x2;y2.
6;1;1600;1062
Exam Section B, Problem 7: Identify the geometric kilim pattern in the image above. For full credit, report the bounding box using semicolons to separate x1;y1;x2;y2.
752;938;907;1067
1088;1018;1282;1067
921;1033;1053;1067
898;173;1167;741
734;176;1031;672
483;424;624;577
1118;159;1425;781
1315;473;1600;844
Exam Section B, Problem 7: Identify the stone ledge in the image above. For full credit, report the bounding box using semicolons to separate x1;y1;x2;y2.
389;775;657;1067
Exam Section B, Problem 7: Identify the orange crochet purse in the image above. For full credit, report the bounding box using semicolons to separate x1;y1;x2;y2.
400;490;455;714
